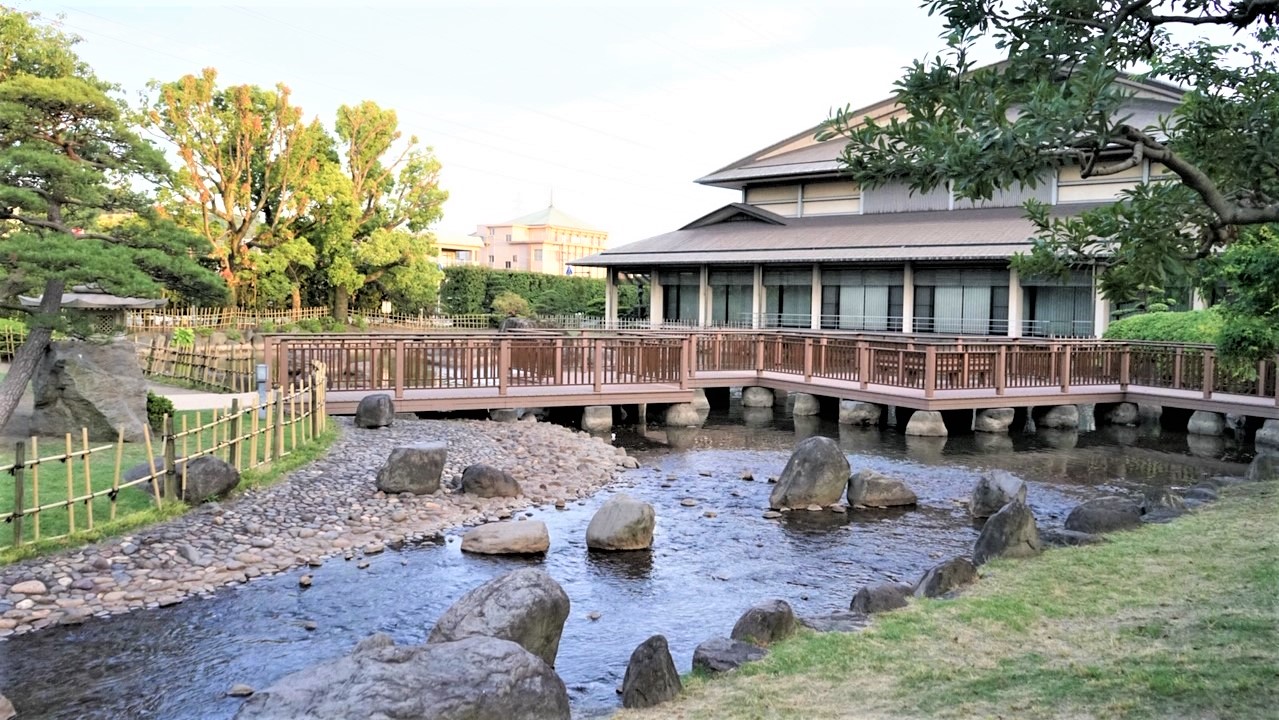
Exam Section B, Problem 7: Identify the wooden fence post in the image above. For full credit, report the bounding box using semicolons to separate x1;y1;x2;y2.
12;442;25;547
995;346;1007;395
309;370;320;440
275;385;286;458
147;337;159;375
229;398;243;471
162;414;178;501
1060;345;1072;393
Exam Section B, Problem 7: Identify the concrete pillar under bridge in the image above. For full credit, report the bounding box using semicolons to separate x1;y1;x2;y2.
895;407;985;436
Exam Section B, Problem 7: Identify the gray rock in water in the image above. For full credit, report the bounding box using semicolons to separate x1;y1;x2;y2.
128;455;241;503
376;443;446;495
847;469;917;508
1255;420;1279;451
974;408;1015;433
838;400;881;427
905;411;947;437
798;611;870;633
1140;487;1186;517
461;463;521;498
1064;496;1142;534
790;392;820;416
581;405;612;433
769;436;850;509
1105;402;1139;426
621;635;682;709
730;598;797;646
969;470;1026;519
741;386;774;408
460;521;549;555
973;500;1041;566
585;493;655;551
233;635;568;720
692;636;767;674
354;393;395;429
1183;482;1220;503
227;684;255;697
1247;451;1279;482
33;340;148;442
1035;405;1079;430
664;403;704;428
0;693;14;720
914;556;978;598
1040;528;1106;547
1187;410;1225;436
850;582;912;613
428;568;570;668
488;409;518;423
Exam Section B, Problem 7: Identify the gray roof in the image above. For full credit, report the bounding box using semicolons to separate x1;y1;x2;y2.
20;284;168;310
574;204;1102;267
499;205;600;231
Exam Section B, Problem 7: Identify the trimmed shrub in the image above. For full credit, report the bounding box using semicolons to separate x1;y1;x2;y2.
1103;309;1221;344
146;391;175;431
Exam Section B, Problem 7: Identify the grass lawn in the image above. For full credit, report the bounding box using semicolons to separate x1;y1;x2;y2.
617;482;1279;720
0;408;337;561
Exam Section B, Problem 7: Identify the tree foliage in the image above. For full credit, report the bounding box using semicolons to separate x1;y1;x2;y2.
438;265;641;317
821;0;1279;309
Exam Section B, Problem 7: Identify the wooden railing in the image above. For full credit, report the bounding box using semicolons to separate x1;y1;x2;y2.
263;331;1279;408
0;363;327;551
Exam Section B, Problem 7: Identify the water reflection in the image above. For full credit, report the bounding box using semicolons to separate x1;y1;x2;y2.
1187;434;1227;459
585;550;654;581
973;433;1014;453
741;406;774;428
792;414;823;441
1037;428;1079;449
904;435;948;463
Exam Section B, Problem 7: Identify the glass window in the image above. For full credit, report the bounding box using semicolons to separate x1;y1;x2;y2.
709;268;754;326
661;270;700;324
534;249;543;261
763;267;812;328
820;268;904;330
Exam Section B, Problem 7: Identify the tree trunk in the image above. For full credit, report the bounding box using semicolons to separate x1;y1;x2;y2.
0;277;65;434
291;285;301;313
334;286;349;324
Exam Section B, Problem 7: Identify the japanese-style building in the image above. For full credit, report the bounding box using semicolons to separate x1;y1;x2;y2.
577;73;1185;338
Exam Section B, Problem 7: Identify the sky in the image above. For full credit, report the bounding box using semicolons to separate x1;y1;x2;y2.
18;0;973;246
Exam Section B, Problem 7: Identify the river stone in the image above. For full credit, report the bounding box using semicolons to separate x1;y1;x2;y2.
1106;402;1139;426
850;582;912;613
973;500;1041;566
664;403;703;428
1064;496;1142;534
32;340;149;442
460;464;521;498
769;436;850;509
691;636;767;674
1247;451;1279;482
488;409;518;423
974;408;1015;433
905;411;947;437
1140;487;1187;518
847;469;917;507
461;521;549;555
354;393;395;429
11;580;47;595
741;386;773;408
1255;420;1279;451
581;405;612;433
1040;528;1106;547
914;557;978;598
730;598;797;646
798;611;870;633
689;388;711;411
969;470;1026;519
620;635;681;709
128;455;241;503
838;400;881;426
790;392;820;416
1187;410;1225;436
0;694;12;720
1036;405;1079;429
427;568;570;668
376;443;446;495
233;635;569;720
585;493;655;550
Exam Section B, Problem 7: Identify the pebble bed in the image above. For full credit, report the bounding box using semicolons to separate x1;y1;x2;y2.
0;417;632;638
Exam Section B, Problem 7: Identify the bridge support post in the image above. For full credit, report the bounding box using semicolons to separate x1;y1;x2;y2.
1203;350;1214;399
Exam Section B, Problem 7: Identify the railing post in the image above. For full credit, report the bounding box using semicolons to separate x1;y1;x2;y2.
1274;354;1279;407
995;346;1007;395
803;338;813;382
275;385;286;459
1119;345;1131;390
679;338;690;390
593;338;604;392
754;335;765;374
687;334;698;379
1256;360;1266;398
1173;348;1183;389
554;338;563;382
1060;345;1072;393
12;441;24;547
1203;349;1214;400
858;342;869;389
499;339;511;396
393;339;405;399
924;346;937;399
819;337;828;376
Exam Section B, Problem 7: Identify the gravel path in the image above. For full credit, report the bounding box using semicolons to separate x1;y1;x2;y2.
0;417;634;638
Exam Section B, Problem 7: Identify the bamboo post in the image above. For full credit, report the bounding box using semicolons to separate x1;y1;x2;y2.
12;442;25;547
250;395;261;466
111;426;124;522
309;373;319;440
81;427;94;530
163;414;178;501
30;436;39;539
290;384;298;451
275;385;286;459
143;424;162;508
230;398;243;471
63;433;75;533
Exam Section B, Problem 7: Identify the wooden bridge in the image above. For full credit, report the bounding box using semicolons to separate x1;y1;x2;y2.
263;331;1279;420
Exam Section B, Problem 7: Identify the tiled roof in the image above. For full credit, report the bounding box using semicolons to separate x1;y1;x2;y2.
500;205;600;231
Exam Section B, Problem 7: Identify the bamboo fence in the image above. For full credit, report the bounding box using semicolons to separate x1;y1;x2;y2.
139;338;259;392
0;362;327;552
126;307;331;331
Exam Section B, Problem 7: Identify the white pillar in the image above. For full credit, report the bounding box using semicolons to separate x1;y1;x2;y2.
752;264;765;329
810;263;822;330
698;264;710;327
605;269;618;326
901;262;914;334
1094;294;1111;337
1191;289;1208;311
1008;267;1023;338
649;269;663;327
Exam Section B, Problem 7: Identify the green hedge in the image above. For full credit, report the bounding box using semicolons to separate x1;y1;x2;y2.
1102;309;1221;345
439;266;641;317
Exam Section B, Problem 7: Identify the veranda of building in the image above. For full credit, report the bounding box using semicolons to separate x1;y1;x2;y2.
578;72;1188;338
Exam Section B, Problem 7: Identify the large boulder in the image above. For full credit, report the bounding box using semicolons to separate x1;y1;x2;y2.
689;388;711;411
585;493;655;550
126;455;241;503
797;611;870;633
32;340;149;442
461;521;550;555
1248;451;1279;482
850;582;912;614
1035;405;1079;429
1187;411;1225;436
905;411;947;437
1064;496;1142;534
581;405;612;433
621;635;682;709
838;400;882;426
691;637;767;674
768;436;850;509
0;694;12;720
790;393;820;416
969;470;1027;519
460;464;521;498
914;557;978;598
427;568;570;668
973;500;1041;566
974;408;1015;433
664;403;704;428
741;386;774;408
1105;402;1139;426
847;469;917;507
233;635;569;720
1040;528;1106;547
354;393;395;429
1255;420;1279;451
729;599;798;646
376;443;446;495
